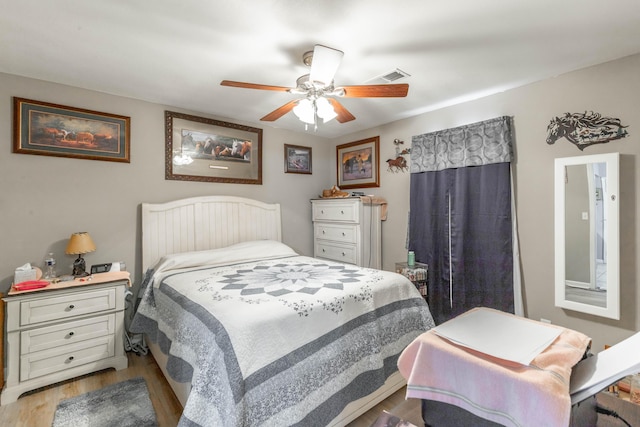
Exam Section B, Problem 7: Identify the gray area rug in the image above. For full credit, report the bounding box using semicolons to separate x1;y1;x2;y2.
52;377;158;427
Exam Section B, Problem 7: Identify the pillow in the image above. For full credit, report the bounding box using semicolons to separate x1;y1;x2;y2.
149;240;298;285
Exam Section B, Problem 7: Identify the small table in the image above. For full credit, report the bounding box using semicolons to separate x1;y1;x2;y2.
395;261;428;300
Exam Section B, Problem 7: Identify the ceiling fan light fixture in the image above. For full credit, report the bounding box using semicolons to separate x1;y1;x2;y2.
316;96;338;122
293;98;315;124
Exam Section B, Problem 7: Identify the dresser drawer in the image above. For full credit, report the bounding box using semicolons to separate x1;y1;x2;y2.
20;288;117;327
314;223;358;244
20;313;115;355
312;201;359;222
20;335;114;381
315;241;358;265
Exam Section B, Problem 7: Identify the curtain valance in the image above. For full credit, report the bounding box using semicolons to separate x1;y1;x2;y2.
410;116;513;173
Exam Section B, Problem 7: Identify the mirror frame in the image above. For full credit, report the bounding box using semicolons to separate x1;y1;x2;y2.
554;152;619;319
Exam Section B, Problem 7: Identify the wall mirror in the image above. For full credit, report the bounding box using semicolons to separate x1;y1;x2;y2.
554;152;619;319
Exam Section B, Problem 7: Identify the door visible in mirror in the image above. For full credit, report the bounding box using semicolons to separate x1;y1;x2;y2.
554;153;619;319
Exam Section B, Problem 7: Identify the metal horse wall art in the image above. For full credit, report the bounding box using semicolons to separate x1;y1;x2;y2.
546;111;629;151
387;138;410;172
386;156;408;172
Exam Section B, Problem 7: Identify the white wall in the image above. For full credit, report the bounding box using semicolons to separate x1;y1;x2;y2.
334;53;640;352
0;73;334;292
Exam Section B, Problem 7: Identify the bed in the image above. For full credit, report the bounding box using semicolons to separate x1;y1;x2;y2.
131;195;435;427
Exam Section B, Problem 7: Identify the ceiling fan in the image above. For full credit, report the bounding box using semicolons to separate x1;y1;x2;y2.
220;44;409;126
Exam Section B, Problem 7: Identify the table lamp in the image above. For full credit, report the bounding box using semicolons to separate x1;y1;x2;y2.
65;232;96;277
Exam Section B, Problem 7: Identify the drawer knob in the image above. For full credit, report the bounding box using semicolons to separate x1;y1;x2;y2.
68;304;75;310
321;209;325;214
341;232;346;236
342;252;346;256
67;356;75;363
68;331;75;337
341;210;344;214
322;230;326;234
322;249;326;252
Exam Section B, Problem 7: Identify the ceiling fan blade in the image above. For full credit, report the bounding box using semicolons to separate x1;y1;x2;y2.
309;45;344;86
221;80;292;92
327;98;356;123
340;84;409;98
260;100;299;121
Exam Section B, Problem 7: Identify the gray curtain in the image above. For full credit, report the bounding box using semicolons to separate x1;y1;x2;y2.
409;116;520;324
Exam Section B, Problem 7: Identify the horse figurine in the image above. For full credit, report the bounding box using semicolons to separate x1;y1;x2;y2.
546;111;628;151
386;156;408;172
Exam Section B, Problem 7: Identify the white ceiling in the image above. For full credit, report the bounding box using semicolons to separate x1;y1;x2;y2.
3;0;640;138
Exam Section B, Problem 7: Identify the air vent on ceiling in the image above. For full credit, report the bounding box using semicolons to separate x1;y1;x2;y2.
379;68;410;83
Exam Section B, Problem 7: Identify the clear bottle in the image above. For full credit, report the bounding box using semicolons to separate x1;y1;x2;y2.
44;252;57;279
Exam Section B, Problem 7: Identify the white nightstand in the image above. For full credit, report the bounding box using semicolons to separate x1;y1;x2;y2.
1;273;129;405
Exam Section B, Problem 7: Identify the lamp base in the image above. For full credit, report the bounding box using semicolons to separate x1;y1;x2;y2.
72;254;89;277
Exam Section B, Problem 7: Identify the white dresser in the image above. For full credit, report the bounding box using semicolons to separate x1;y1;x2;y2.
1;276;129;404
311;197;383;269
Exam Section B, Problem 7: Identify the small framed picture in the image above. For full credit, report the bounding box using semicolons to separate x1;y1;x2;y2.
284;144;312;174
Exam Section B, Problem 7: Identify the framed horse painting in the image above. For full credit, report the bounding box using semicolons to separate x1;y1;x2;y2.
336;136;380;189
165;110;262;184
13;97;130;163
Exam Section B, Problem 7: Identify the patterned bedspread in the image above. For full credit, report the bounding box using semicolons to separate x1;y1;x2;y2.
131;240;435;427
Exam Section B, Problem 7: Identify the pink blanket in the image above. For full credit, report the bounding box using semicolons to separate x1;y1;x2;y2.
398;309;591;427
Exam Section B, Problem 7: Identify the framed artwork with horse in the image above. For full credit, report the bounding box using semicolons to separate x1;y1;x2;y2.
336;136;380;189
165;110;262;184
13;97;130;163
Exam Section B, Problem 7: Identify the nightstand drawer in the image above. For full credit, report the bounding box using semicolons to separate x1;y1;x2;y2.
315;241;358;264
20;313;115;355
20;335;114;381
312;201;359;222
20;288;117;327
314;223;358;243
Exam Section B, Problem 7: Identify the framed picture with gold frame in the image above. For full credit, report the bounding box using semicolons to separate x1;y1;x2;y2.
165;110;262;184
336;136;380;189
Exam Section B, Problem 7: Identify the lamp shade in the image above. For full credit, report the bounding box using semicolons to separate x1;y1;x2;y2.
65;232;97;255
293;98;315;124
315;96;338;123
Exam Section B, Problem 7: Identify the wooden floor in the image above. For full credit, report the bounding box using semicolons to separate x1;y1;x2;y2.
0;352;424;427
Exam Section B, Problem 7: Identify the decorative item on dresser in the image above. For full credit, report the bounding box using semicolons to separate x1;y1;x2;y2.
311;196;385;269
1;272;130;405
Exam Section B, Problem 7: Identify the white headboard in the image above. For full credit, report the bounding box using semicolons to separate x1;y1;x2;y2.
141;195;282;272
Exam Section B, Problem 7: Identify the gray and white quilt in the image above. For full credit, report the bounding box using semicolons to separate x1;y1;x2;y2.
131;240;435;427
